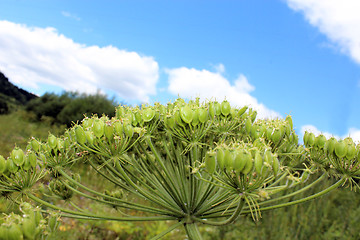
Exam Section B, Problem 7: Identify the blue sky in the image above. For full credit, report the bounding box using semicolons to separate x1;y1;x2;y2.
1;0;360;141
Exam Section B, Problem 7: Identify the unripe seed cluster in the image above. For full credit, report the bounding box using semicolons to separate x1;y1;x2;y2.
303;131;360;175
304;132;359;160
0;203;60;240
205;141;281;191
246;116;297;146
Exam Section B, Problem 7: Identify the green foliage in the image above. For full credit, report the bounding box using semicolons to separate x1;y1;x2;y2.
0;72;37;106
26;93;69;121
0;97;9;114
0;202;60;240
26;92;117;126
0;93;24;114
56;93;117;126
0;110;65;157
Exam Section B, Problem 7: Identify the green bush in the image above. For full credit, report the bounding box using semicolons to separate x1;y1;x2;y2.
26;92;117;126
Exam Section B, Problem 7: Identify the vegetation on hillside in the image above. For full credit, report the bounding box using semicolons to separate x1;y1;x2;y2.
0;110;65;157
25;92;117;126
0;72;37;108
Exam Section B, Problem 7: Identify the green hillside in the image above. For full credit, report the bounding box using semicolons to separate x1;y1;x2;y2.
0;71;37;104
0;71;38;114
0;110;65;157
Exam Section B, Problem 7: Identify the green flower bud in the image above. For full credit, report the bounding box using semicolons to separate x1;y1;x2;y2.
192;108;200;126
271;128;282;144
48;134;58;150
224;149;234;171
105;123;114;140
180;105;193;124
237;106;248;118
85;131;94;145
31;138;40;152
285;115;293;131
216;148;225;170
114;121;123;136
7;224;23;240
272;155;280;176
327;137;337;155
28;152;37;168
23;155;31;170
307;132;315;147
209;102;216;118
242;152;253;175
205;152;216;174
124;124;134;138
346;143;356;160
0;155;6;174
335;140;347;158
75;126;86;145
143;108;155;122
220;100;231;116
254;151;263;175
198;107;208;123
264;149;273;166
214;101;221;116
245;117;252;133
303;131;310;146
11;147;25;166
315;134;326;149
234;150;247;173
93;119;105;138
22;215;36;239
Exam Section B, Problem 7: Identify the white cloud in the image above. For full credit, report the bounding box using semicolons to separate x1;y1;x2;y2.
166;66;280;119
61;11;81;21
0;20;159;102
300;125;360;144
213;63;225;74
286;0;360;64
347;128;360;143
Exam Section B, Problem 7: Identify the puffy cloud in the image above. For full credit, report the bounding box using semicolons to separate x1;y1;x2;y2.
286;0;360;64
213;63;225;74
347;128;360;143
166;66;280;119
300;125;360;144
0;20;159;102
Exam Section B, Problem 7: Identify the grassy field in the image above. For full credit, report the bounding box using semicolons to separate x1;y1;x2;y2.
0;110;65;157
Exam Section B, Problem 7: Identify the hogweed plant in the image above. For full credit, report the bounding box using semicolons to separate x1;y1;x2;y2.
1;98;360;239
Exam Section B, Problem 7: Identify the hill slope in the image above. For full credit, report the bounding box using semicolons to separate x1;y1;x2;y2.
0;71;38;104
0;71;38;113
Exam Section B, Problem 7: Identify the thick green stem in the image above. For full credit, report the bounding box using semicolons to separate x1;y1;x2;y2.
184;222;203;240
150;220;185;240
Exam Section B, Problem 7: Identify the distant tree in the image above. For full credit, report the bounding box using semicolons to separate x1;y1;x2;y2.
56;92;116;126
0;98;9;114
26;91;117;126
0;71;37;105
26;93;70;120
